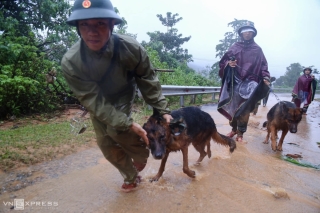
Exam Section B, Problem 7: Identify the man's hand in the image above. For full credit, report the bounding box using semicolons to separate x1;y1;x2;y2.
130;122;149;145
228;60;237;68
263;79;270;86
162;114;173;123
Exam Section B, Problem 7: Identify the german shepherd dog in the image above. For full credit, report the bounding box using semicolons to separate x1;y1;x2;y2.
263;101;303;151
143;106;236;181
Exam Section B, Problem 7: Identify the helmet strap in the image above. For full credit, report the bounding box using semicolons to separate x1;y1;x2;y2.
76;25;81;37
109;19;115;33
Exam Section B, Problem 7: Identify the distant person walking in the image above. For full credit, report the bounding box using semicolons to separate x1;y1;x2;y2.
217;21;270;143
292;67;317;114
262;77;276;107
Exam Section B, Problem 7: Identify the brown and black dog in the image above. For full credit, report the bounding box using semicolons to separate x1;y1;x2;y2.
143;106;236;181
263;101;303;151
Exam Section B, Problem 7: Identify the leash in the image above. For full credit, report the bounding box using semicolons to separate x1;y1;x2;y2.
268;86;282;103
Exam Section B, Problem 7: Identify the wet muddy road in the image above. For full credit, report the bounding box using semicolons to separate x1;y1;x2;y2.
0;93;319;213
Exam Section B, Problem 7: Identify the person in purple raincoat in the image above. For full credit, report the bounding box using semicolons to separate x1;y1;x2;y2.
217;21;270;143
292;67;317;114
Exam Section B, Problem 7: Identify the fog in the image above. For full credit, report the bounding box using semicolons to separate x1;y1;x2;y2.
113;0;320;78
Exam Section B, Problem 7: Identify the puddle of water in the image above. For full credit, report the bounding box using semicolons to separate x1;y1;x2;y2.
0;93;319;213
0;147;102;194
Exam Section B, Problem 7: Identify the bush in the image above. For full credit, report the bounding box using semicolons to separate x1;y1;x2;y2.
0;17;61;119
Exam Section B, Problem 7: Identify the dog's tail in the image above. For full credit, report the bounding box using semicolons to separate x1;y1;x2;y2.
262;121;268;128
212;132;236;153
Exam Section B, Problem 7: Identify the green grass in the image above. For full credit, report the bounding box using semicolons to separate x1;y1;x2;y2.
0;120;95;171
0;94;216;171
282;156;320;170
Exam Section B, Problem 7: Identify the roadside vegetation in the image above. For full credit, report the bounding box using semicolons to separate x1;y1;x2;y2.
0;94;216;171
0;1;318;171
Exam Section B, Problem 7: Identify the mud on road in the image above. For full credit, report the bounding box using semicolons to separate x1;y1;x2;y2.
0;93;320;213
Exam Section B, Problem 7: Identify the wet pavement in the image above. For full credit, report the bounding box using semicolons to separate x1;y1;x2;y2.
0;148;102;194
0;93;319;213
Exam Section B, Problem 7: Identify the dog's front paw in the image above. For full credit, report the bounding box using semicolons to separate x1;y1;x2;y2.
184;169;196;178
276;146;283;151
207;150;212;158
149;175;161;182
190;170;196;178
263;140;269;144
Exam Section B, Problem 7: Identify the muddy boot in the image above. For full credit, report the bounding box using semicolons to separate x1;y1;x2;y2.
121;176;141;193
226;130;237;138
235;131;246;144
302;106;308;115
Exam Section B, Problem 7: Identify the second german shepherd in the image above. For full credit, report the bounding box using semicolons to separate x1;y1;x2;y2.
263;101;303;151
143;106;236;181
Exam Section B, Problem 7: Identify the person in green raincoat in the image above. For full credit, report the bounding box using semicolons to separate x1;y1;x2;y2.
61;0;172;192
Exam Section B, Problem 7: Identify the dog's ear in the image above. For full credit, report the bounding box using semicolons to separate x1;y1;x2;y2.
169;116;186;136
152;108;161;116
281;103;288;111
152;108;165;122
299;107;305;114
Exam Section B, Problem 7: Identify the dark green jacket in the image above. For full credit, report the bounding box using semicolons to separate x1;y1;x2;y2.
61;34;169;131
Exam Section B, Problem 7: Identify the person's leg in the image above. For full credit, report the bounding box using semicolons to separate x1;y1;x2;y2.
262;97;266;106
91;117;149;186
107;127;149;169
236;112;250;142
302;105;309;114
293;98;301;108
227;118;238;137
263;93;269;106
252;100;260;115
302;92;309;114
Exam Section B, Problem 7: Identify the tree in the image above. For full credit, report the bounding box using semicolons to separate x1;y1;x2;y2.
142;12;192;68
274;63;319;87
208;63;221;85
0;0;75;119
215;19;250;59
0;0;70;35
283;63;303;87
113;7;137;39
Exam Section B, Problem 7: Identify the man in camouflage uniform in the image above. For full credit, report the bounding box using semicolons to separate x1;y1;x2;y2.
61;0;172;192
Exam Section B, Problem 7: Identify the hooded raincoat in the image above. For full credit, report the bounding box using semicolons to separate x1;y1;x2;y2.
292;74;317;109
217;40;270;132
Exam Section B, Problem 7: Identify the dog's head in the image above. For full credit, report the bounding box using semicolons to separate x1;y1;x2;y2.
143;109;186;160
282;104;303;133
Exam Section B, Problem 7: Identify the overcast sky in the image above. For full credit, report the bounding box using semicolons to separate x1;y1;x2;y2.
112;0;320;78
